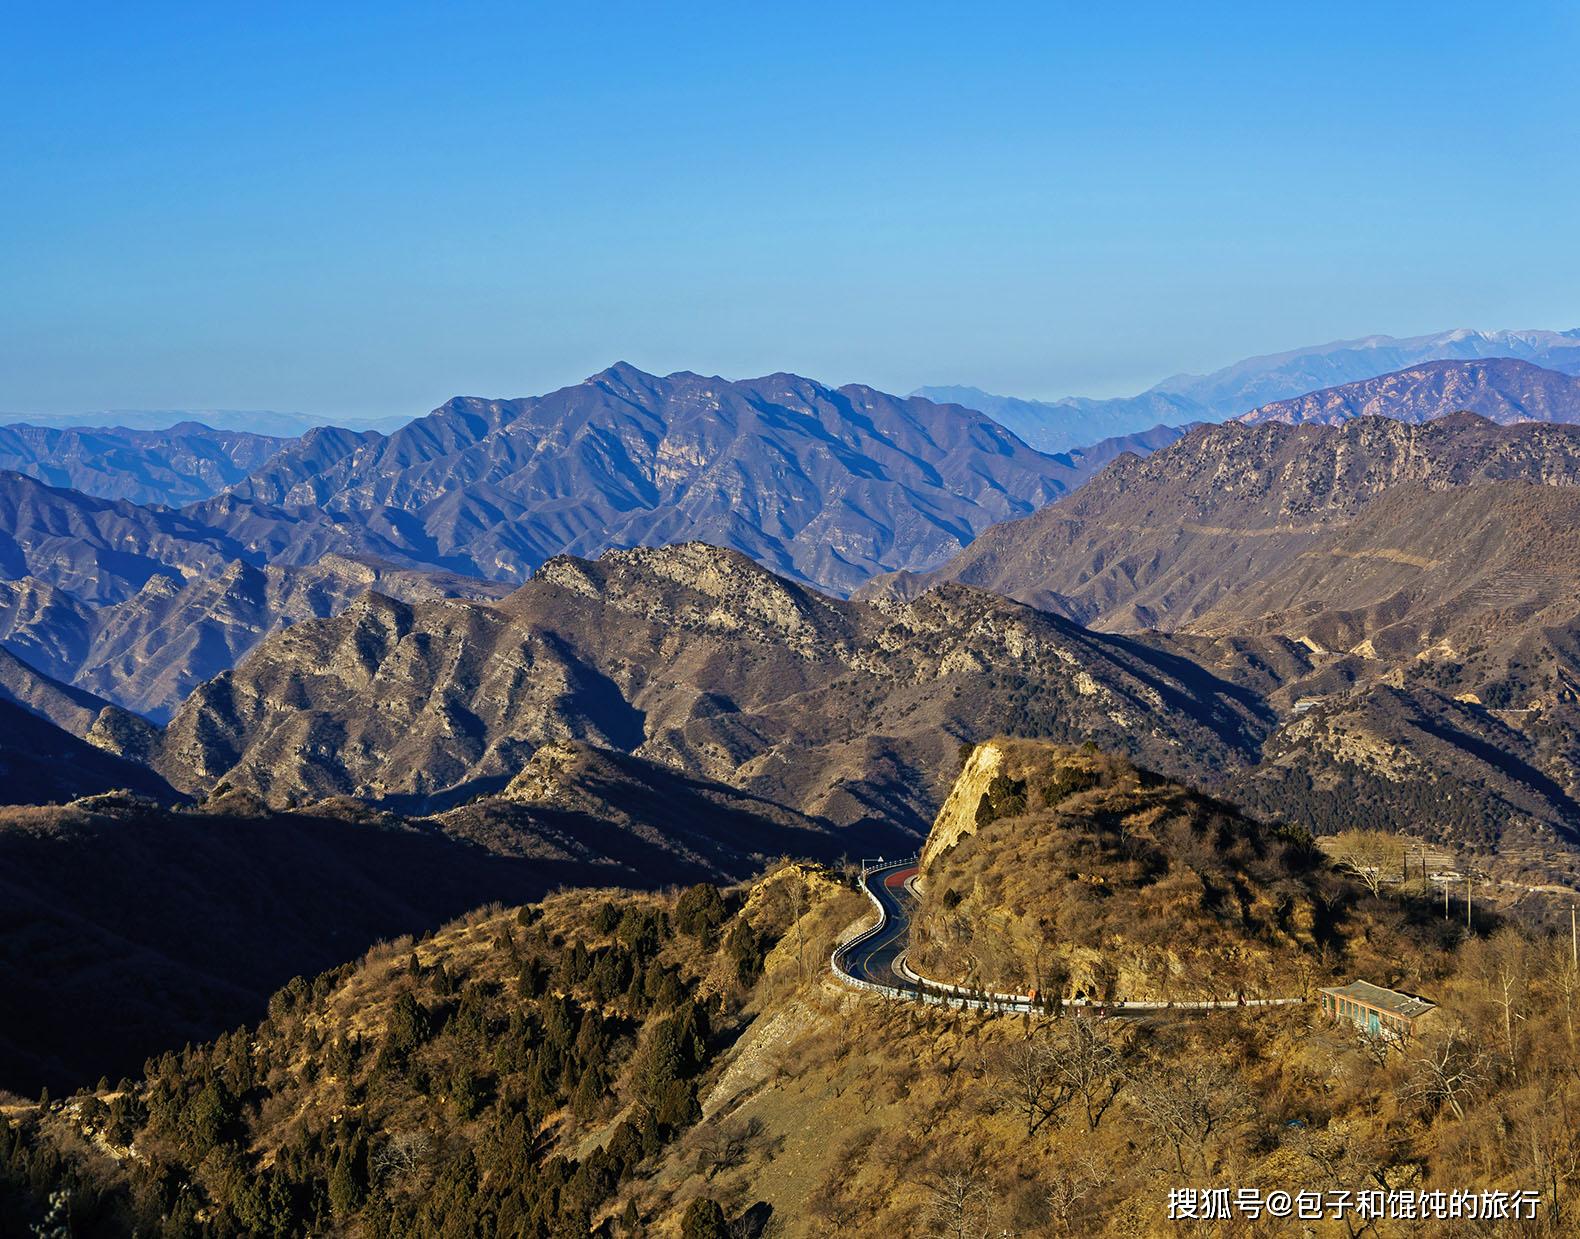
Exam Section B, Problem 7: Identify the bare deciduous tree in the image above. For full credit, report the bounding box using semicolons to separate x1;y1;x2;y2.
1051;1018;1123;1130
1484;928;1533;1071
923;1165;995;1239
1129;1059;1253;1175
1359;1018;1409;1067
692;1115;765;1179
1402;1027;1489;1120
990;1035;1067;1136
1546;950;1580;1054
1043;1154;1103;1234
1328;831;1408;898
373;1130;430;1187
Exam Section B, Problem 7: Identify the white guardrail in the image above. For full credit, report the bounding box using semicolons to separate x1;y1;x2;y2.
829;857;1053;1014
830;858;1306;1017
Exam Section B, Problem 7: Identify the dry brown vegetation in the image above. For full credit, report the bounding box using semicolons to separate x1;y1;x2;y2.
909;742;1456;1004
12;748;1580;1236
636;909;1580;1236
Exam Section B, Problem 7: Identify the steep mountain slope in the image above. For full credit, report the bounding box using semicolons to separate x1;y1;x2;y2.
19;769;1561;1239
0;470;439;610
66;555;510;722
0;422;289;506
0;645;116;734
875;416;1580;633
156;543;1268;832
865;417;1580;848
0;747;848;1092
0;471;509;718
0;700;175;805
1;870;872;1232
1236;358;1580;428
920;326;1580;446
0;470;253;605
219;363;1087;596
910;740;1451;1000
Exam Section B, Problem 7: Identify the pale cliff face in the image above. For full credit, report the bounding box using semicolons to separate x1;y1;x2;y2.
920;740;1005;871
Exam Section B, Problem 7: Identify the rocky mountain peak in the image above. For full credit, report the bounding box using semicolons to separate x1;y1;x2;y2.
1235;358;1580;430
205;367;1090;596
536;543;847;654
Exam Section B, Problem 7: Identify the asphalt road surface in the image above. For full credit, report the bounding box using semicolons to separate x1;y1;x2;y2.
840;860;921;991
836;859;1305;1018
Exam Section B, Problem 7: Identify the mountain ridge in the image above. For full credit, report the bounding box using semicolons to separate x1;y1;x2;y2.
1235;358;1580;428
213;363;1097;597
153;541;1271;832
0;422;291;507
917;326;1580;449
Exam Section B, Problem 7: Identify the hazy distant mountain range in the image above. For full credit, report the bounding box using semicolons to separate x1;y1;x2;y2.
918;326;1580;450
0;422;291;506
1235;357;1580;428
0;407;413;436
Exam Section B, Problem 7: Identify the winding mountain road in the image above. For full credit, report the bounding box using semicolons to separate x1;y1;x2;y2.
833;859;1305;1017
836;860;920;992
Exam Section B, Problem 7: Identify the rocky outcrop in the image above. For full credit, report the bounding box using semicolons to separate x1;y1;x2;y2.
920;741;1005;870
907;742;1363;1003
154;544;1268;830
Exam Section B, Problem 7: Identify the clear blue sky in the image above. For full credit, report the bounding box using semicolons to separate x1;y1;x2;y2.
4;1;1578;419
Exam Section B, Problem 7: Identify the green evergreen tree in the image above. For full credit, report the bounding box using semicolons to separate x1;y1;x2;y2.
328;1146;365;1217
680;1197;730;1239
674;884;728;939
572;1065;605;1120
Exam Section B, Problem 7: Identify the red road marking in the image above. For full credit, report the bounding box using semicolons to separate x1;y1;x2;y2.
884;865;918;888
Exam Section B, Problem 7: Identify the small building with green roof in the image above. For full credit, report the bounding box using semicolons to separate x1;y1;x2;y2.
1318;980;1436;1038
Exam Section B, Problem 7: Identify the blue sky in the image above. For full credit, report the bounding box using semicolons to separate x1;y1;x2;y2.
3;1;1578;418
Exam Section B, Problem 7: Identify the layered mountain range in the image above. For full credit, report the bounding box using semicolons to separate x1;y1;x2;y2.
0;541;510;722
921;326;1580;449
151;543;1267;834
0;365;1132;724
869;414;1580;630
1236;358;1580;428
0;422;290;506
868;414;1580;847
1;407;412;436
6;350;1580;856
210;363;1090;596
9;342;1580;1132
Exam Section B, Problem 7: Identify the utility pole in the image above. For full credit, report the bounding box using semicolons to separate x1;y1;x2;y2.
1466;871;1473;930
794;879;807;985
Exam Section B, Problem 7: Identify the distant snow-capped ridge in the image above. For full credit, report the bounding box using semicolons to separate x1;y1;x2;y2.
916;325;1580;452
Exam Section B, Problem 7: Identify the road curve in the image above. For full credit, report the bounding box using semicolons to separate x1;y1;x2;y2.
837;861;920;991
832;859;1305;1017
